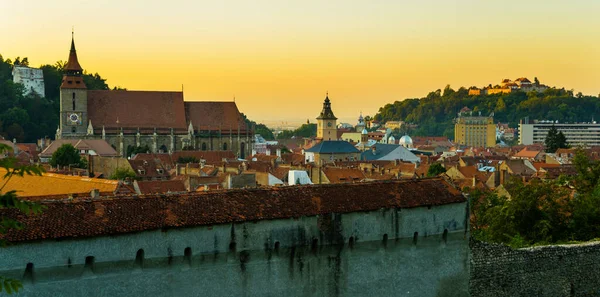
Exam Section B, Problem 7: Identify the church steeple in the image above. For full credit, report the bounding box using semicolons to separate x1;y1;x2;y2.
61;31;86;89
65;32;83;75
316;92;338;141
317;92;337;120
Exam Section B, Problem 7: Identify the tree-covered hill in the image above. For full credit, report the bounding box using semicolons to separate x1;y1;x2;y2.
374;85;600;138
0;55;113;142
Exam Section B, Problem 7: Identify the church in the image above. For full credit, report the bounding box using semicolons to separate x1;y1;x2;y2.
56;35;252;159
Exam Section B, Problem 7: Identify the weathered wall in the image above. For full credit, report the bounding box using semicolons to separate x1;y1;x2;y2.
0;203;469;297
470;240;600;297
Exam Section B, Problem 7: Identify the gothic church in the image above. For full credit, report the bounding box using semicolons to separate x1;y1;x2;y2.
57;35;252;158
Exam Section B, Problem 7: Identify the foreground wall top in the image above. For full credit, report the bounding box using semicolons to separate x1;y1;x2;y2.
1;178;464;243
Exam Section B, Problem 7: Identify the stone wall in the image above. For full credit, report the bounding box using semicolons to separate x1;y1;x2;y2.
470;240;600;297
0;203;469;297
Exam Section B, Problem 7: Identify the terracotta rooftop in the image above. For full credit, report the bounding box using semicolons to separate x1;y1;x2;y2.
185;101;248;131
40;139;119;158
0;178;464;242
87;90;188;130
135;180;186;194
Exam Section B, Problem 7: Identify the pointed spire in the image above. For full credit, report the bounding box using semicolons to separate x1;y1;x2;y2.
65;30;83;73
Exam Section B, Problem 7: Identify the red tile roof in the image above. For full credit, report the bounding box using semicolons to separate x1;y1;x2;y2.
322;167;366;183
0;178;465;242
87;90;188;129
185;101;248;131
135;180;186;194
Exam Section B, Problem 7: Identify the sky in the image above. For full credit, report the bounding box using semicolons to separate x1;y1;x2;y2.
2;0;600;127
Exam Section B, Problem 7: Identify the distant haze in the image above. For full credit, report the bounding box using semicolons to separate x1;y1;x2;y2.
2;0;599;123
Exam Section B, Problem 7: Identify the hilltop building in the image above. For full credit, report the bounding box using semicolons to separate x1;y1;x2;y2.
56;34;252;158
519;119;600;147
454;108;496;148
468;77;549;95
12;65;45;97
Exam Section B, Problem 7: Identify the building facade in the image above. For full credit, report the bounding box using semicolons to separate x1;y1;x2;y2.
454;113;495;148
12;65;45;97
519;121;600;147
56;35;252;158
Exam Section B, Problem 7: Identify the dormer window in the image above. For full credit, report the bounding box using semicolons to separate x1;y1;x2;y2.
138;169;146;175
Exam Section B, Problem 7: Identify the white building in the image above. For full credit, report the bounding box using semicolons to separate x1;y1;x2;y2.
12;65;45;97
519;120;600;147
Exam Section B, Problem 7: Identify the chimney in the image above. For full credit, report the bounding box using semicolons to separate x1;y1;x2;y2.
394;159;399;166
276;149;281;158
472;176;476;187
372;146;377;155
175;163;180;176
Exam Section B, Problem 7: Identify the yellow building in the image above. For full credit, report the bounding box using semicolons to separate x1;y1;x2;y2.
384;121;404;130
454;114;496;148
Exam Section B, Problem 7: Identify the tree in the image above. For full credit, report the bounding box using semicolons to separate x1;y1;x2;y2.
49;144;82;168
545;126;569;153
110;168;136;180
427;163;446;177
177;156;199;164
0;143;44;294
127;145;150;158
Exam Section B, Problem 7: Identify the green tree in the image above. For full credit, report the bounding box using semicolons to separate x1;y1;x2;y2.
127;145;150;158
0;143;44;294
49;144;82;168
177;156;200;164
426;163;446;177
110;168;136;180
545;126;569;153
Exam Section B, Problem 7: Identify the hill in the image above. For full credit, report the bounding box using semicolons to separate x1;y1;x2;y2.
374;85;600;138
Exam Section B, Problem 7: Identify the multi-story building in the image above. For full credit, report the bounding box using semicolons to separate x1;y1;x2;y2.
519;120;600;147
12;65;45;97
454;112;496;148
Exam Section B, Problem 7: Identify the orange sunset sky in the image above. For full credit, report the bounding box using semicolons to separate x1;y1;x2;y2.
2;0;599;126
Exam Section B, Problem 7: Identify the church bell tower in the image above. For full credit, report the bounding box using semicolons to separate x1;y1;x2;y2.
316;93;338;141
58;32;88;139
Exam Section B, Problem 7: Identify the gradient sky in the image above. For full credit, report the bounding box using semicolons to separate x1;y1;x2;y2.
2;0;599;126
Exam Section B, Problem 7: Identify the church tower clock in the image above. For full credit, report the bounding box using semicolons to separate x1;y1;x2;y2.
316;93;338;141
58;33;88;139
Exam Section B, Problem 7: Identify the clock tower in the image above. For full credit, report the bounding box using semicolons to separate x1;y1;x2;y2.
58;33;88;139
316;93;338;141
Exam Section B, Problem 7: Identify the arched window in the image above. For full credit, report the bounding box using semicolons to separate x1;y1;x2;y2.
240;142;246;159
72;92;76;110
223;142;228;151
135;249;145;268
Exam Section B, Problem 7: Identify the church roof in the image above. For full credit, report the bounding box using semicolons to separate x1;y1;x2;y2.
87;90;188;130
305;141;360;154
185;101;248;131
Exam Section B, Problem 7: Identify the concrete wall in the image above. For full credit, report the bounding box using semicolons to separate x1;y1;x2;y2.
470;240;600;297
0;203;469;297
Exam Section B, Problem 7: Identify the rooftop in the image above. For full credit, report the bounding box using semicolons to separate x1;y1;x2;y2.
1;178;464;242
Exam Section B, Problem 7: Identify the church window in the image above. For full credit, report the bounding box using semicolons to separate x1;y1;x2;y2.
72;92;76;110
223;142;228;150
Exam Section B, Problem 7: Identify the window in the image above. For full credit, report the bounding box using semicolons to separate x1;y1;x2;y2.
72;92;76;110
223;142;228;151
71;127;76;133
201;143;207;151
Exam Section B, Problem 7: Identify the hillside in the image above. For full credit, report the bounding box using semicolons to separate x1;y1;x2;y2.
374;85;600;138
